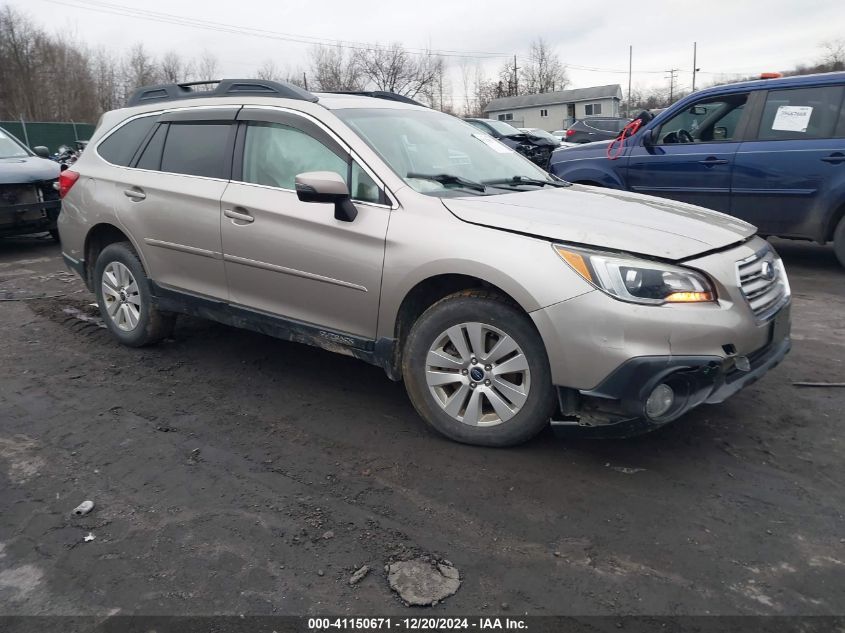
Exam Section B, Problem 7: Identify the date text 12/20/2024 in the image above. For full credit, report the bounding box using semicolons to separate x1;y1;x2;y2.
308;618;528;630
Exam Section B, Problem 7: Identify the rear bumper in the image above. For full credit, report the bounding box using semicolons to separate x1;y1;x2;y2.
552;333;791;439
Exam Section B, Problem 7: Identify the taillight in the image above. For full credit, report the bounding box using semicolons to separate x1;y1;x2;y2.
58;170;80;198
566;129;575;137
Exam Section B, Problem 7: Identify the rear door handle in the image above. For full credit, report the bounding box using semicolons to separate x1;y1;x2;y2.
698;157;729;166
224;207;254;224
123;188;146;201
821;153;845;164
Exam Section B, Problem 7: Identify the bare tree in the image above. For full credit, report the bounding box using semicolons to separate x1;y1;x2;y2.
309;44;363;92
256;59;281;81
520;38;569;94
159;51;191;83
819;38;845;71
122;43;160;99
353;43;442;99
195;51;219;82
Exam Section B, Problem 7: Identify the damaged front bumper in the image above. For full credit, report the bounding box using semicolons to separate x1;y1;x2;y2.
0;181;61;237
551;328;791;439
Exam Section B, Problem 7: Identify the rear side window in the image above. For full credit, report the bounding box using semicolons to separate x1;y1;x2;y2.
98;116;157;166
757;86;845;141
160;122;232;179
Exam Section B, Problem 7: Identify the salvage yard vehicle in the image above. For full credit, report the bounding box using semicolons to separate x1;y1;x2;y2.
0;126;61;240
548;72;845;267
58;79;791;446
562;117;631;144
464;118;559;168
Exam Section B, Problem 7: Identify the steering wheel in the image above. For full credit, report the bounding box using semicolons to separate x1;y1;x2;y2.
677;129;694;144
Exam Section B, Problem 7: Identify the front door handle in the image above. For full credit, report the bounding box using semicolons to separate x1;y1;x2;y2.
698;157;729;166
821;153;845;164
123;188;146;201
224;207;254;224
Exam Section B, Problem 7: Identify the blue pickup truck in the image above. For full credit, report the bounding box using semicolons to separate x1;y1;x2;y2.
548;72;845;266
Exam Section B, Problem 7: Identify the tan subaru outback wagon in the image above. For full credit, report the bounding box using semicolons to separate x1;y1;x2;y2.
58;79;791;446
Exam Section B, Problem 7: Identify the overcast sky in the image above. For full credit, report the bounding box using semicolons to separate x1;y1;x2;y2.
14;0;845;102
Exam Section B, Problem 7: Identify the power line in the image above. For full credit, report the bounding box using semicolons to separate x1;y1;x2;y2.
38;0;513;59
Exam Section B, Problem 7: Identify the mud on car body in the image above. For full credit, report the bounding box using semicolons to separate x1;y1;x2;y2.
58;79;790;446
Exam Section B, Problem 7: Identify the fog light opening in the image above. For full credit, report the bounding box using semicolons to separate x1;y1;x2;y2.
645;383;675;419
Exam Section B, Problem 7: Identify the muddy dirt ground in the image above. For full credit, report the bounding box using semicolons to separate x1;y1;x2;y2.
1;235;843;617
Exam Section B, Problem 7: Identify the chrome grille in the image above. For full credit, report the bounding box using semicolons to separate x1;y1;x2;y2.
736;246;790;322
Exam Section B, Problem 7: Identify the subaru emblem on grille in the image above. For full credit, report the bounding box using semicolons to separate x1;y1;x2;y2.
760;261;775;281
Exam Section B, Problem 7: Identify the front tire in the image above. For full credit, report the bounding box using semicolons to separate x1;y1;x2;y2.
402;290;555;447
834;215;845;268
94;241;174;347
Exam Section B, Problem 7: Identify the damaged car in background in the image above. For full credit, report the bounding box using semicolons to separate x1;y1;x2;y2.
0;127;61;241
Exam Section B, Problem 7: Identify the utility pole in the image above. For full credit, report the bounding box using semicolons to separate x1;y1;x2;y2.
512;54;519;96
692;42;700;92
627;45;633;117
665;68;679;103
302;72;308;91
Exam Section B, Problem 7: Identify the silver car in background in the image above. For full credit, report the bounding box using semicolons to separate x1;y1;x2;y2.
57;79;791;446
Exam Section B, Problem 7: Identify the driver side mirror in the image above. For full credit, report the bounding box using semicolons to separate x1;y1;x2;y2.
295;171;358;222
32;146;50;158
641;129;655;148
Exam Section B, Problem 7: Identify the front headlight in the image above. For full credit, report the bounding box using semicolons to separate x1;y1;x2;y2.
554;244;716;305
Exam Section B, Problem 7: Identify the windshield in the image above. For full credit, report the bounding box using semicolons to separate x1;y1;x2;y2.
336;108;552;196
0;130;29;159
524;128;559;142
483;119;523;137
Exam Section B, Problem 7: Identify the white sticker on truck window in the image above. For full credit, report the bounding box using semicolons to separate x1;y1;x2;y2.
771;105;813;132
472;132;514;153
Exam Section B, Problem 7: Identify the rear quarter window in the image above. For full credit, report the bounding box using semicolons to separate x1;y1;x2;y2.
757;86;845;140
97;116;157;166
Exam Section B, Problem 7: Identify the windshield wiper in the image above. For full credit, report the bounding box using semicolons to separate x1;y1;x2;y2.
406;172;487;192
483;176;570;188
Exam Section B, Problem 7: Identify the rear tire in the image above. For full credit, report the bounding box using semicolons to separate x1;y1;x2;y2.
402;290;555;447
834;216;845;268
94;241;174;347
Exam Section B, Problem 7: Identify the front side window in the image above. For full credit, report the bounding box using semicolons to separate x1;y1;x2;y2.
757;86;845;141
241;122;381;204
242;122;346;190
656;93;749;144
98;115;157;166
336;108;552;197
160;122;231;178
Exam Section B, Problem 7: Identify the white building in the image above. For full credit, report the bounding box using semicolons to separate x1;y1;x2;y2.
484;85;623;131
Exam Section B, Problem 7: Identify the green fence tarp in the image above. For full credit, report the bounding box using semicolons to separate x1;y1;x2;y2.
0;121;96;153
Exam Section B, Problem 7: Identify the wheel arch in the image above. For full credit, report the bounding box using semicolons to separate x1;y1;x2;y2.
82;223;147;290
377;270;538;381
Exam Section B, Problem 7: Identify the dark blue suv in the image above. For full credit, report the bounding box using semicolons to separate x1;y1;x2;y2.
548;72;845;266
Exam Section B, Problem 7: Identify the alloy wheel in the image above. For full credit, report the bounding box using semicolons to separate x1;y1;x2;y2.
101;261;142;331
425;322;531;427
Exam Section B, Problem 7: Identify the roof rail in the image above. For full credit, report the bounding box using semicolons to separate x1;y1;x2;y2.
127;79;319;107
329;91;427;107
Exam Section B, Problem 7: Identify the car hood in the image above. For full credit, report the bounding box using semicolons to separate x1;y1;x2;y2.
441;185;756;260
0;156;60;184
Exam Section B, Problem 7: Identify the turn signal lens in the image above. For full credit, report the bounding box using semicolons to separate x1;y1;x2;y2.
664;291;715;303
554;246;594;283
